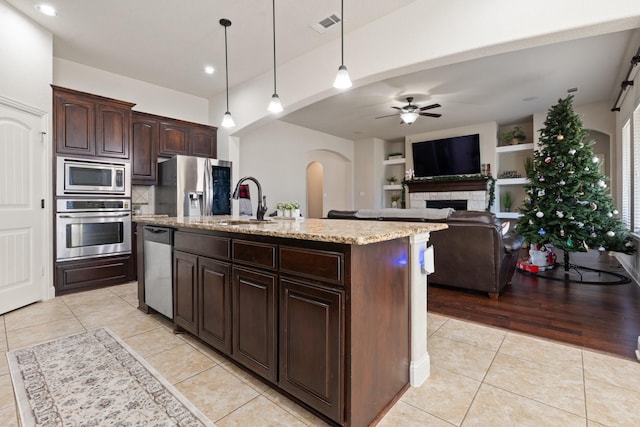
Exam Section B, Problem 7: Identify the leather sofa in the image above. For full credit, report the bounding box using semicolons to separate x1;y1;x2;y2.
327;209;524;298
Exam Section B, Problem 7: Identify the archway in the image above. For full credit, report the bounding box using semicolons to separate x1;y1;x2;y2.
306;162;323;218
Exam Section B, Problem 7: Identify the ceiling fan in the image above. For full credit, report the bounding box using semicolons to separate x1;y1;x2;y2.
375;97;442;124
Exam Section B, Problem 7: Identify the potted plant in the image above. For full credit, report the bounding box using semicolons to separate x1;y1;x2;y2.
291;201;301;217
390;194;401;208
387;152;403;160
501;191;513;212
276;202;285;217
387;176;398;185
500;126;526;145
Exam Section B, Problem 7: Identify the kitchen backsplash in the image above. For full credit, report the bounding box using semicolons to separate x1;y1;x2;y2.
132;185;155;214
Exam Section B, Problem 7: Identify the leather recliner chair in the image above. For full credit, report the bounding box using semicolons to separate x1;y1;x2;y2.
327;209;524;298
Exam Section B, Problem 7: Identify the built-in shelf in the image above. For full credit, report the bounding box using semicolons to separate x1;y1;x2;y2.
496;143;534;153
497;177;529;186
383;158;406;165
383;184;403;191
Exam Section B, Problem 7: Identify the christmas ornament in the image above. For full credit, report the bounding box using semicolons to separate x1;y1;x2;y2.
556;211;564;218
559;180;565;186
577;222;584;228
583;241;589;251
613;209;619;215
590;202;597;211
558;161;565;168
555;197;563;203
598;246;606;252
544;156;552;164
585;167;589;171
538;189;545;196
607;231;615;237
529;219;534;225
568;149;576;155
591;232;597;238
557;134;564;141
536;211;544;218
566;237;574;249
539;176;545;182
579;142;584;148
568;169;575;174
607;212;613;218
568;215;574;220
538;228;546;236
592;156;599;163
560;229;565;237
597;180;606;188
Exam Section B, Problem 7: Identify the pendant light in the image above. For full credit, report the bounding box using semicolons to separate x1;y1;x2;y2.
220;18;235;128
267;0;284;113
333;0;352;89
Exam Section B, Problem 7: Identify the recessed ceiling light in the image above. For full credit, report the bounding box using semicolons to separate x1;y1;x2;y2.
35;4;59;16
204;66;214;75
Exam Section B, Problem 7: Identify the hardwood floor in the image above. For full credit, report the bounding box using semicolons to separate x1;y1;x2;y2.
427;249;640;360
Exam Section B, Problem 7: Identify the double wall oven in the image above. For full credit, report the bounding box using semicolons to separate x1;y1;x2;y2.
56;157;132;261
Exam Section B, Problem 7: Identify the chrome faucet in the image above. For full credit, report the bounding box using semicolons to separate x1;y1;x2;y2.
232;176;268;220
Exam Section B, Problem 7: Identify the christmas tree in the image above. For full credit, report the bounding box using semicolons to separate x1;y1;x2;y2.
516;96;635;271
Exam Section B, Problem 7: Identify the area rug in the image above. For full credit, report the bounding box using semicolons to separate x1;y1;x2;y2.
6;328;215;426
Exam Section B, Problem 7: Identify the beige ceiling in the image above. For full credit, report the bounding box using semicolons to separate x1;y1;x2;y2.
6;0;639;141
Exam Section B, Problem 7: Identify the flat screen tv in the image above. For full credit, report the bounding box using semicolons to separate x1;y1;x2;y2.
412;134;481;178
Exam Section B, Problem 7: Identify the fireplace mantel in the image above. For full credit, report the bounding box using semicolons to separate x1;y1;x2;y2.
406;177;489;193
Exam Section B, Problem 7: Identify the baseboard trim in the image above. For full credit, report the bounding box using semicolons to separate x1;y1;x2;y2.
410;352;431;387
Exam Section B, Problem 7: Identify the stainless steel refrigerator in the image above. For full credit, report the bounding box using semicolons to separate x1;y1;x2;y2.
155;155;232;216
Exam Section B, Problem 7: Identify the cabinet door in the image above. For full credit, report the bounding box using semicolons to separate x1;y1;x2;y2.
54;91;95;156
131;113;158;184
232;266;277;382
174;250;198;335
199;257;232;354
95;103;130;159
189;126;217;158
279;278;343;422
159;120;189;156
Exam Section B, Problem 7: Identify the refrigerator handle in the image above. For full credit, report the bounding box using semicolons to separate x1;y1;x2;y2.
203;158;213;216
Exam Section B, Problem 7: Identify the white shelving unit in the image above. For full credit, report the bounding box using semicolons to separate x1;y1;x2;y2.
382;150;407;208
495;124;534;218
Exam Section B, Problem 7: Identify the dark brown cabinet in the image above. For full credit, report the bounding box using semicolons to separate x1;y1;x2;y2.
173;250;198;335
278;277;343;421
199;257;232;354
53;86;133;159
131;112;158;184
158;119;217;158
55;254;133;295
232;265;277;382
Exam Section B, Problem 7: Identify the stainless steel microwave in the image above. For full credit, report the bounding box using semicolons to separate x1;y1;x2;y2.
57;157;130;197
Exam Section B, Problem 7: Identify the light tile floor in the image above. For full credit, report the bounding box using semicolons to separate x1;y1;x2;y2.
2;282;640;426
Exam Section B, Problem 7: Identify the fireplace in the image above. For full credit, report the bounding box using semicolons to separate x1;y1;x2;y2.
426;200;468;210
406;178;489;211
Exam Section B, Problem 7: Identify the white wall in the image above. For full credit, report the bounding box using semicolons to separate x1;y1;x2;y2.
238;120;353;217
53;58;209;125
405;122;498;174
0;1;52;110
354;137;385;209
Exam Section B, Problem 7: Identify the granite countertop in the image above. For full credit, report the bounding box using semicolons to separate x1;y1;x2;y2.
134;216;447;245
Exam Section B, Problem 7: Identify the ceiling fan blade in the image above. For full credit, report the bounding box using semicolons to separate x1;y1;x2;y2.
375;113;400;119
419;112;442;118
391;106;402;111
419;103;441;111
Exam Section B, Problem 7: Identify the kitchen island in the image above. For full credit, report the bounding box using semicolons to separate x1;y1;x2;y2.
134;216;446;426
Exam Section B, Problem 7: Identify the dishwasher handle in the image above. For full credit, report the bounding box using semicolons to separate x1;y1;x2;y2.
143;226;173;245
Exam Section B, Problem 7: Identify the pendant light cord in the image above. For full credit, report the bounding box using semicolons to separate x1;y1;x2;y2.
272;0;277;93
224;23;230;112
340;0;344;66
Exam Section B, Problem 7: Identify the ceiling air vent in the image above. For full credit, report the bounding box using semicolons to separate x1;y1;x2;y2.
310;13;341;33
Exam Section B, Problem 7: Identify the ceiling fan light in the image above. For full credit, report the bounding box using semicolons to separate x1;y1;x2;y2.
334;65;352;89
400;111;419;124
268;94;283;113
221;112;235;128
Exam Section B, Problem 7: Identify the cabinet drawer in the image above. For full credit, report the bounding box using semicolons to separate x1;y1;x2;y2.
280;246;343;285
174;232;231;260
232;240;277;270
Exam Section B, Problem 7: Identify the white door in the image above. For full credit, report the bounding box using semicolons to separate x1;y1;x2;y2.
0;100;49;314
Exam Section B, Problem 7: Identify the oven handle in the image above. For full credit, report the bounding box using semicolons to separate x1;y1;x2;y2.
58;213;131;219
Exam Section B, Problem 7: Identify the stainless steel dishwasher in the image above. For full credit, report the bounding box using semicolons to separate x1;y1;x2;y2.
143;226;173;319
